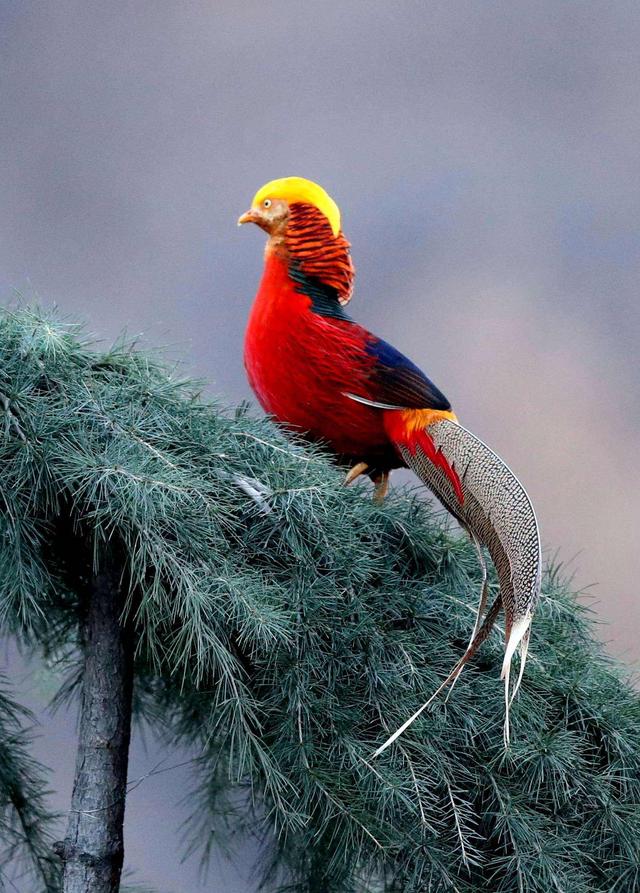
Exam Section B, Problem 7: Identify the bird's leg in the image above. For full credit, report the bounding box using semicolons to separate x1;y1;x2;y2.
445;530;489;702
343;461;369;486
372;471;389;505
343;463;388;504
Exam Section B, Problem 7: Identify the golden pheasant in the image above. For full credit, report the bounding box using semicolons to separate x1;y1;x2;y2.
239;176;541;753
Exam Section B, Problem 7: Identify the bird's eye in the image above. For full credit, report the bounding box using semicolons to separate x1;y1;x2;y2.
263;199;272;208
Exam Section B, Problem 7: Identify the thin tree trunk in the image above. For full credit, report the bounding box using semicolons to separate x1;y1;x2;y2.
56;556;134;893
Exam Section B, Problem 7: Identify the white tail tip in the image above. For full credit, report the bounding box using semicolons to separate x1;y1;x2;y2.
501;615;532;681
501;614;533;747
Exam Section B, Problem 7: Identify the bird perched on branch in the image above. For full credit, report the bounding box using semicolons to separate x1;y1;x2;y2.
239;176;541;752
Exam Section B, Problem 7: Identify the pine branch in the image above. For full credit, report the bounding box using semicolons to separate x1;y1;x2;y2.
0;306;638;892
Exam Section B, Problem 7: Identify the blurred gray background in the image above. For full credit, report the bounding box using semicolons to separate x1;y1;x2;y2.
1;1;639;890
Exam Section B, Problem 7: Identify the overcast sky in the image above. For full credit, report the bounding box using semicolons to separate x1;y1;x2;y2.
1;2;639;891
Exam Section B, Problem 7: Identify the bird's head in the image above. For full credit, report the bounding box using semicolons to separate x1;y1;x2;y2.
238;176;341;238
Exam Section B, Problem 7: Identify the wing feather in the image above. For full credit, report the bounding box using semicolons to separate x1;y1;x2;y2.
364;337;452;411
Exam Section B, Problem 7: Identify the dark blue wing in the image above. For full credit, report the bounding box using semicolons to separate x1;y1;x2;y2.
364;336;451;411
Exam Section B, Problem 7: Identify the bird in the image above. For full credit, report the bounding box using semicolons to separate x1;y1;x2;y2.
238;176;541;754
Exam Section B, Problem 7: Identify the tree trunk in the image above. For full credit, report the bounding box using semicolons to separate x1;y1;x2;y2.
57;557;134;893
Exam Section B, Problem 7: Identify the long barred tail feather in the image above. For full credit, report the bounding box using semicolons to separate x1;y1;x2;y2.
373;594;503;757
462;530;491;655
444;529;489;704
374;413;542;753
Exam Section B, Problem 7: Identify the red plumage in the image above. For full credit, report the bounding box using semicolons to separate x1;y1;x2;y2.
245;252;394;465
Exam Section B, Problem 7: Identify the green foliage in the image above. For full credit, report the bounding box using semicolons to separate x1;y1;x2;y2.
1;306;639;891
0;676;60;892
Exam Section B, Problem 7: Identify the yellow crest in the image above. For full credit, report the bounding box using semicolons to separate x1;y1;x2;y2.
251;177;341;236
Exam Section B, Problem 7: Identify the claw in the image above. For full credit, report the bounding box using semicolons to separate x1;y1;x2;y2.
344;461;369;486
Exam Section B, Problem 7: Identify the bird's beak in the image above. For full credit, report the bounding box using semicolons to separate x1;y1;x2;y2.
237;208;260;227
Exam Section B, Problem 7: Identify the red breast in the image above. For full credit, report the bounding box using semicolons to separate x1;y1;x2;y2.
244;252;394;462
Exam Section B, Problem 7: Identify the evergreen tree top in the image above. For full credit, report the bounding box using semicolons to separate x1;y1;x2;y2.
1;307;639;892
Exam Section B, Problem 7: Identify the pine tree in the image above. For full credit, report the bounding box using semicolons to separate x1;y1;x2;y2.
1;306;639;892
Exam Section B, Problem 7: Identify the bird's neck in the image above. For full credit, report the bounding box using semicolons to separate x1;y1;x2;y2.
249;252;307;323
247;252;353;332
266;203;355;307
